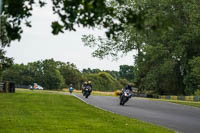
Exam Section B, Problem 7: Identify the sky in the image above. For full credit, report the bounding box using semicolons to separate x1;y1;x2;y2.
5;1;134;71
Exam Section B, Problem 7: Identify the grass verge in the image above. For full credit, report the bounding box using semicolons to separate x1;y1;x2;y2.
146;98;200;108
0;90;174;133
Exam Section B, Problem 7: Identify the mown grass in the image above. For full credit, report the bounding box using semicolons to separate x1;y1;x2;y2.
147;98;200;108
0;90;174;133
138;96;200;108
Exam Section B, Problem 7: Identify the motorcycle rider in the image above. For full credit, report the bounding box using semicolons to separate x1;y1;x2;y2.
86;81;92;88
69;84;73;94
82;81;88;94
81;81;93;97
86;81;92;93
120;84;133;98
124;84;132;92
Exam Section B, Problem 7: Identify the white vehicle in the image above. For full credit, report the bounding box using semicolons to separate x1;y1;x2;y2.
36;85;43;90
33;83;44;90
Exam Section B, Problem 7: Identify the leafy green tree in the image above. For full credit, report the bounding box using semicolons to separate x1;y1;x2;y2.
0;0;46;80
2;64;33;85
3;59;65;89
86;72;122;91
118;78;129;88
82;0;200;95
58;62;82;89
184;57;200;94
105;70;120;80
119;65;134;81
41;59;65;89
0;0;148;81
82;68;101;74
1;0;141;44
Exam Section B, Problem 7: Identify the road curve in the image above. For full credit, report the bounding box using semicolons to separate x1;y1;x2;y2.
74;94;200;133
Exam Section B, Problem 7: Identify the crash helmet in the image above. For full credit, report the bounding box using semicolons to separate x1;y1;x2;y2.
127;83;132;88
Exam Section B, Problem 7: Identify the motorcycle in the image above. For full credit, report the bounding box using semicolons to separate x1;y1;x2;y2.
120;89;132;105
83;86;92;98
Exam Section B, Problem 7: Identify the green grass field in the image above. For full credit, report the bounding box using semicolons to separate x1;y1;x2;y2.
0;90;174;133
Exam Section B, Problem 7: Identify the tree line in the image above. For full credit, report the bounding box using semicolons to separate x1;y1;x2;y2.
2;59;134;91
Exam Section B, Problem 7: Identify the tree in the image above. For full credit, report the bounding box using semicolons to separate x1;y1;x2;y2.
86;72;122;91
3;59;66;89
0;0;143;80
119;65;134;81
82;68;101;74
0;49;13;81
184;57;200;95
41;59;65;89
82;0;200;95
1;0;141;44
58;61;83;89
0;0;45;78
2;64;33;85
105;70;120;80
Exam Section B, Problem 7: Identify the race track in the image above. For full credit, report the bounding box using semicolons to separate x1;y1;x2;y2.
75;94;200;133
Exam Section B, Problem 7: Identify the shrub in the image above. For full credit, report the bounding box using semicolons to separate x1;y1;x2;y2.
194;89;200;96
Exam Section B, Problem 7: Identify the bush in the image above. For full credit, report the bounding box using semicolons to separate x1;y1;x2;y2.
86;72;123;91
194;89;200;96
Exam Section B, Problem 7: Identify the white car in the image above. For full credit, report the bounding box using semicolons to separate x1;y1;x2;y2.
36;85;43;90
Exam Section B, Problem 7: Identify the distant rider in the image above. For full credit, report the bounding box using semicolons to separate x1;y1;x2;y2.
69;84;73;94
82;81;87;94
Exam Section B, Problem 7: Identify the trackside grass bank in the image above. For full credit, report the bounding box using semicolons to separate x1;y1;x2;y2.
0;90;174;133
146;98;200;108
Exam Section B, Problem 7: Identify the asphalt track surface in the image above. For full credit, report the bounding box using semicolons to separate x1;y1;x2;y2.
74;94;200;133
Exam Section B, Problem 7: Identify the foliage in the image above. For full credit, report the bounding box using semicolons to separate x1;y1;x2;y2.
6;0;200;94
1;0;142;44
83;65;135;82
2;59;135;91
194;90;200;96
58;61;83;89
1;0;46;43
0;0;144;81
85;72;122;91
82;68;101;74
185;57;200;94
118;78;129;88
3;59;66;89
0;0;45;78
41;59;65;89
82;0;200;95
51;0;142;38
119;65;134;81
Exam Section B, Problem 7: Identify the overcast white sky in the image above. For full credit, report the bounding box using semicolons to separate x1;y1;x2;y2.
5;1;134;71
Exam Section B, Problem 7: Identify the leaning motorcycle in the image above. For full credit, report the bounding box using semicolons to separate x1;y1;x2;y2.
120;89;132;105
83;86;92;98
